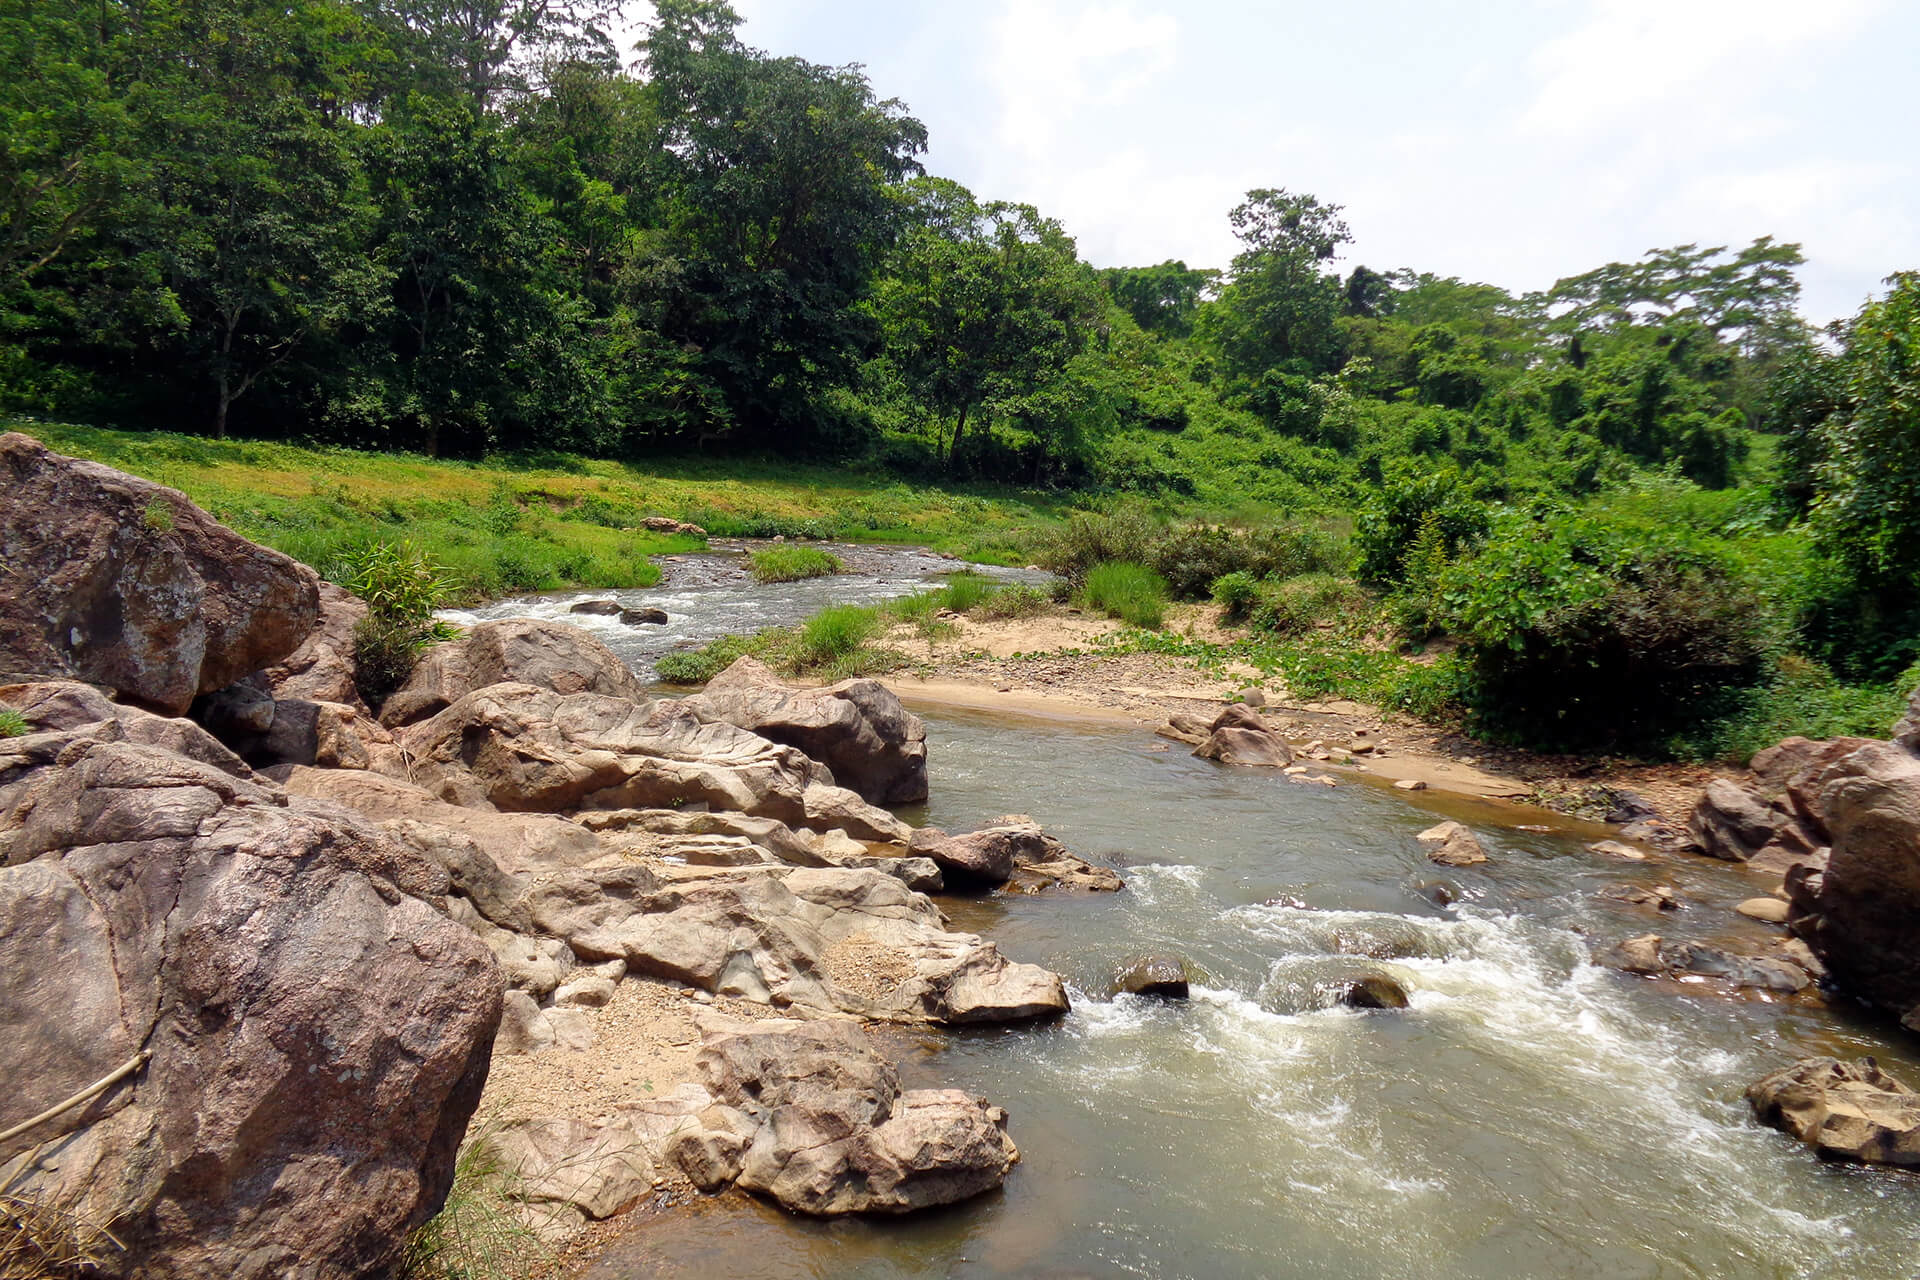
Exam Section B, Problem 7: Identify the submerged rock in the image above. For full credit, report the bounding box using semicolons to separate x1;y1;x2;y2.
1333;974;1410;1010
0;432;321;715
1748;1057;1920;1168
1599;933;1811;993
1112;954;1192;999
621;607;670;625
569;599;624;616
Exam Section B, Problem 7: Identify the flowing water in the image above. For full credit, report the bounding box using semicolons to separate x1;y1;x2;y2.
463;545;1920;1279
439;540;1041;681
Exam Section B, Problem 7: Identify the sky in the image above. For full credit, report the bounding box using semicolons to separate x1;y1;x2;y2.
627;1;1918;325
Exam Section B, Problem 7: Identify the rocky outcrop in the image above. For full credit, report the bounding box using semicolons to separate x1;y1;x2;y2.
1192;704;1294;768
1747;1057;1920;1167
1787;739;1920;1025
0;693;499;1280
253;580;367;708
687;656;929;805
697;1015;1018;1214
380;619;650;728
1417;820;1487;867
392;682;908;842
1687;736;1870;864
0;432;320;715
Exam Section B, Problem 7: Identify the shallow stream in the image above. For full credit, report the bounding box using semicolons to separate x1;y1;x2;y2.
466;544;1920;1279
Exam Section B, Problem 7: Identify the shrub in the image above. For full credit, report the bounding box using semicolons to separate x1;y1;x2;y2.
1211;571;1259;620
0;709;27;739
748;546;844;583
1038;507;1160;585
976;582;1050;619
1442;508;1782;751
331;540;457;708
1354;464;1491;584
1249;573;1368;636
1082;561;1169;629
792;605;883;669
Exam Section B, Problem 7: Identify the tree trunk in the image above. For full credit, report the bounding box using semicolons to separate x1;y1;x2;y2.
947;402;970;469
214;370;230;440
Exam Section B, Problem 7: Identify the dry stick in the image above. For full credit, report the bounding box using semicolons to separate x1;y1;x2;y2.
0;1051;150;1147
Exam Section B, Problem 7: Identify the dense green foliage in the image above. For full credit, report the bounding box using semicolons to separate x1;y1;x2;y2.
6;0;1917;757
1081;562;1169;629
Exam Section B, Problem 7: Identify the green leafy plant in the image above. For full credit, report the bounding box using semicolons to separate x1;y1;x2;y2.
1082;561;1169;629
0;709;28;739
333;540;458;708
1210;570;1259;620
1247;572;1367;636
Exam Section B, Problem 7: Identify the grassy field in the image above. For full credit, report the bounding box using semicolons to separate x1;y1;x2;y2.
11;420;1084;603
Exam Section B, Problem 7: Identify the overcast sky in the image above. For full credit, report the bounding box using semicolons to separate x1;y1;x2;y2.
629;1;1917;325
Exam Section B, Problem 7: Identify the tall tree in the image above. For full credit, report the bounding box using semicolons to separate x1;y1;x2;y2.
1200;187;1351;390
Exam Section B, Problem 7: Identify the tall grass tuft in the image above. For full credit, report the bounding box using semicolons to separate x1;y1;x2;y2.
394;1129;549;1280
0;709;28;739
1082;561;1169;629
748;546;843;583
792;604;883;670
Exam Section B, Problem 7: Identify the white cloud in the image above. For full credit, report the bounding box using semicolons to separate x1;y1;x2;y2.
985;2;1180;153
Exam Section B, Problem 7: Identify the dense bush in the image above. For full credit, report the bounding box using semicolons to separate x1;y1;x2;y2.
1151;523;1350;599
975;582;1050;619
1354;464;1492;584
1247;573;1369;636
1039;508;1160;585
1211;570;1260;619
794;605;884;669
1441;509;1781;750
1082;561;1169;628
333;541;460;707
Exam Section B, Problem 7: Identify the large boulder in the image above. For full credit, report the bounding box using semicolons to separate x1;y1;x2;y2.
0;695;500;1280
253;580;368;708
1417;820;1488;867
0;432;320;715
379;618;649;728
1788;740;1920;1024
1687;736;1871;863
1747;1057;1920;1167
687;656;928;805
394;682;908;841
697;1016;1018;1215
910;818;1124;893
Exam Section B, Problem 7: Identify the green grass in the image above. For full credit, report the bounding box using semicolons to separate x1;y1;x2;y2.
0;709;27;738
1081;561;1169;629
749;546;844;583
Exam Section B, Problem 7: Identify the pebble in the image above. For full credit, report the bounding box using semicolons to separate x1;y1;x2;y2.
1587;840;1647;861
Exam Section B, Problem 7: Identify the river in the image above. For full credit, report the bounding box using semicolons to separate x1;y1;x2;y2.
459;545;1920;1280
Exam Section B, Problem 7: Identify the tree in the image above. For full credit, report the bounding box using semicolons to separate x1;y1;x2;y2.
875;179;1103;471
1199;188;1351;394
1101;260;1216;337
1548;237;1808;358
635;0;926;444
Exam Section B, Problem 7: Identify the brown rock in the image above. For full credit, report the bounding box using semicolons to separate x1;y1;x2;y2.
698;1017;1018;1215
379;618;649;728
1599;883;1680;911
0;432;320;714
1111;954;1191;999
1736;897;1791;924
1748;1057;1920;1167
256;580;368;708
1689;777;1780;861
1586;839;1647;861
1333;974;1410;1010
0;710;499;1280
1417;821;1487;867
1193;704;1294;768
686;656;929;806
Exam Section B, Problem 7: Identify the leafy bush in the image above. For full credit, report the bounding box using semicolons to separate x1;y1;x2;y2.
1082;561;1169;628
1442;508;1781;750
0;709;26;739
749;546;843;583
1151;523;1351;599
1211;570;1259;620
976;582;1050;619
1038;507;1159;585
332;540;457;707
1248;573;1368;636
1354;464;1491;584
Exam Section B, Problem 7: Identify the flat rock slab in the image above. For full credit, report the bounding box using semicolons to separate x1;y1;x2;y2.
1748;1057;1920;1167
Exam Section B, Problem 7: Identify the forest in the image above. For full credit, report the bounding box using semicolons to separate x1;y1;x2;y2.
5;0;1918;756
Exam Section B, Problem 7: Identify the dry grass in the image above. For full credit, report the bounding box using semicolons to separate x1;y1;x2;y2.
0;1190;119;1279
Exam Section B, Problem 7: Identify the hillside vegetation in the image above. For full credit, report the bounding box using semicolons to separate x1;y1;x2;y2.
5;1;1917;758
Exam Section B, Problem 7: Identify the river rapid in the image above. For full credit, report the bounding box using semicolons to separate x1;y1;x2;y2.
462;545;1920;1280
